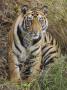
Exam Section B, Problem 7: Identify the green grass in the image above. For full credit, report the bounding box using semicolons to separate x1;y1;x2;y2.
38;55;67;90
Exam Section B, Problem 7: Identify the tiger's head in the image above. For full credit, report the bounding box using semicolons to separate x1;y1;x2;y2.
18;5;48;48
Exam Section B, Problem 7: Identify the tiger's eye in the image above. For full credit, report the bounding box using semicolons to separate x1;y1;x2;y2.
37;14;38;16
28;15;33;21
32;13;34;16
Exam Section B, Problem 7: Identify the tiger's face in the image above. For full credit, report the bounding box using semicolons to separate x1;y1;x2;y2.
19;5;48;47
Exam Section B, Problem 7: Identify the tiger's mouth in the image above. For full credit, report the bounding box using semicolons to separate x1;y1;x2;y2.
30;32;41;40
28;31;41;45
22;32;41;48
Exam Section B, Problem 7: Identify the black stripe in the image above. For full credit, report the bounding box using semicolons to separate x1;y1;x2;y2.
43;51;58;66
14;40;21;53
44;59;54;66
51;38;53;44
43;51;57;61
49;51;57;55
42;46;52;57
31;47;39;54
44;36;47;42
43;54;53;66
33;36;41;45
42;44;48;50
17;25;25;47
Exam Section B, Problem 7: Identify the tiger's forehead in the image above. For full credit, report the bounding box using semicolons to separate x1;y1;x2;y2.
25;9;45;16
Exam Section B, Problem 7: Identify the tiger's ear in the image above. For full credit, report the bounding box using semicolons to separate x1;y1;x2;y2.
42;5;48;16
21;5;28;14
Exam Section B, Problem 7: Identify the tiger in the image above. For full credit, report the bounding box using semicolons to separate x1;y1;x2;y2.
7;5;60;83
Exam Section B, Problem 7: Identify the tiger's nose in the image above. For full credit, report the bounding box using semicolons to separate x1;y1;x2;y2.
32;32;40;39
32;32;38;36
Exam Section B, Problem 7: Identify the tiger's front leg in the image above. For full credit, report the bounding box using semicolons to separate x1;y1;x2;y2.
7;30;21;83
8;48;21;83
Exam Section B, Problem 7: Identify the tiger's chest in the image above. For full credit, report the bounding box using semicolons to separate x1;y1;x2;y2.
19;37;42;80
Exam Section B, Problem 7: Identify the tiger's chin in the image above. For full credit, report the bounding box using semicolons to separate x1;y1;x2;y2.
32;35;41;45
32;35;40;40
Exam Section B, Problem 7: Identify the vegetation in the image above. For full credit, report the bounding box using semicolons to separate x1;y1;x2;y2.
39;55;67;90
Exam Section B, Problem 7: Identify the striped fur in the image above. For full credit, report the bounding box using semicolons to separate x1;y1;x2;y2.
8;7;60;83
41;32;61;69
